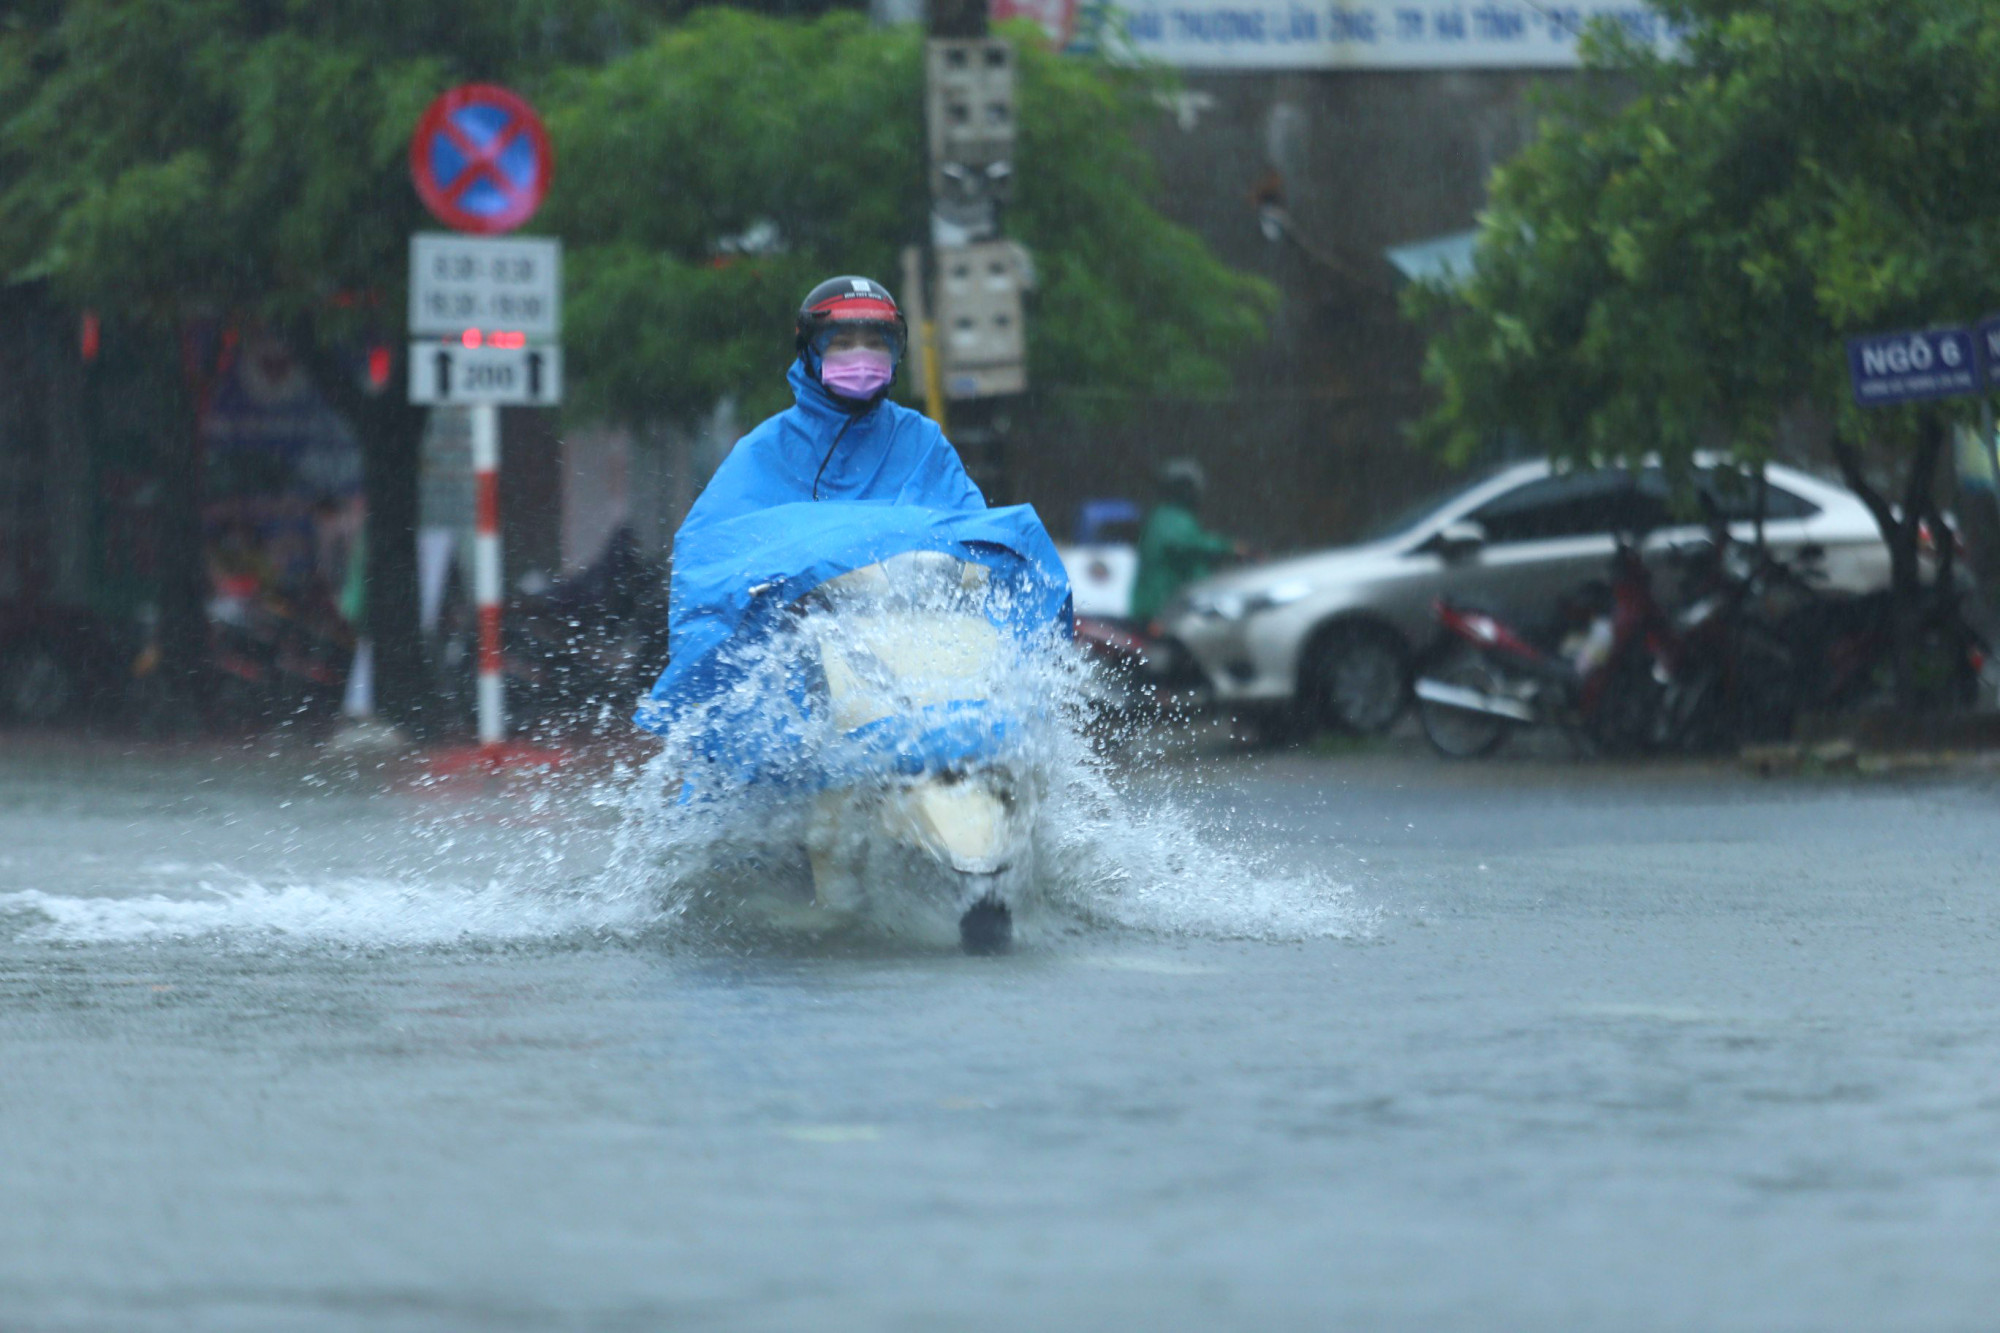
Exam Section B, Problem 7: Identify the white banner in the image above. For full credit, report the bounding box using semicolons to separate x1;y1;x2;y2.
1100;0;1675;68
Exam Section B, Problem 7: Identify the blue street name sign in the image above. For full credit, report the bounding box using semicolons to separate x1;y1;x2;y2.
1846;327;1979;406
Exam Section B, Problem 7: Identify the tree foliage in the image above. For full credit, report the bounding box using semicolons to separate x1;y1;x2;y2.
0;1;1271;721
0;0;669;724
0;1;679;326
543;9;1274;426
1411;0;2000;481
2;2;1270;436
1409;0;2000;701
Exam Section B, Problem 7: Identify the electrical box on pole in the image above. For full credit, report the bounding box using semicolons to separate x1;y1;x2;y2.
922;9;1025;494
926;40;1015;241
936;241;1028;399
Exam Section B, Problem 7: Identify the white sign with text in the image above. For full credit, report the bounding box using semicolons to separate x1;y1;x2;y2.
409;233;562;339
1099;0;1676;69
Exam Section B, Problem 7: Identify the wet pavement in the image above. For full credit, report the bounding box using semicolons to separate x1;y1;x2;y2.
3;733;1998;1331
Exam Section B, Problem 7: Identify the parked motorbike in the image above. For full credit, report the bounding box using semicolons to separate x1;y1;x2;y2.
431;527;671;737
1421;523;1991;761
1776;564;1987;716
124;575;353;733
1643;535;1809;751
1658;526;1987;743
1071;613;1207;729
506;529;671;734
1414;542;1667;758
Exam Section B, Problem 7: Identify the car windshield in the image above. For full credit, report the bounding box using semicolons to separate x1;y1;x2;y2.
1356;467;1513;544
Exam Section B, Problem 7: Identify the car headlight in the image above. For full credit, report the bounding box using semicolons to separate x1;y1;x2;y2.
1244;578;1314;615
1194;578;1313;621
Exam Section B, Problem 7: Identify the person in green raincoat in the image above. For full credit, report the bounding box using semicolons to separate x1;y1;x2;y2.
1129;458;1242;625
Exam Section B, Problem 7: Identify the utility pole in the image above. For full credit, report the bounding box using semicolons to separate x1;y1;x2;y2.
929;0;986;36
914;0;1030;501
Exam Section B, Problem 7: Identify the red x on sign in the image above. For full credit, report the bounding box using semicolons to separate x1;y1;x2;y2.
409;84;553;235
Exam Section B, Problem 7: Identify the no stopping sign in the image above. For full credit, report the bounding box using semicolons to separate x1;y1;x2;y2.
409;84;553;235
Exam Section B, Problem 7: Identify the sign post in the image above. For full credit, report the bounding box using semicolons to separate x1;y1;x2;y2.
470;403;504;745
408;84;557;754
1977;316;2000;484
1847;321;2000;628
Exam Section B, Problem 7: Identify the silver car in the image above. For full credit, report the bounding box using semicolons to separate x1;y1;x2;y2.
1165;459;1891;735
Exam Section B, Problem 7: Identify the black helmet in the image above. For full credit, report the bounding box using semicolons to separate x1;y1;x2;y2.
1158;457;1207;508
795;276;909;361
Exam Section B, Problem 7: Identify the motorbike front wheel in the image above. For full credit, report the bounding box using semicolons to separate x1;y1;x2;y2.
959;897;1012;955
1417;648;1513;759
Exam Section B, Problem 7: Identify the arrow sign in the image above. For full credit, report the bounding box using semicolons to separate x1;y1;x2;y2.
1846;327;1980;407
410;84;553;235
409;343;563;406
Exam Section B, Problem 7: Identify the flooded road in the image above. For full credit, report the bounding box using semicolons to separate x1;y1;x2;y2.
3;737;1998;1331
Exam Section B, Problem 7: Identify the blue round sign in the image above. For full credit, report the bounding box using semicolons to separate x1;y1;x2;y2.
409;84;552;235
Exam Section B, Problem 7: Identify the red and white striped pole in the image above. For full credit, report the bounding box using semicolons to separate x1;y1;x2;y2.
470;402;505;747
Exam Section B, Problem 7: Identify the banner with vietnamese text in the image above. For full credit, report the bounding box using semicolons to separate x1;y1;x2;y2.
1097;0;1675;68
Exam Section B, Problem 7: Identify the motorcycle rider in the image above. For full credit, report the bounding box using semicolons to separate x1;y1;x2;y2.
1129;458;1242;625
639;278;1048;939
673;276;985;533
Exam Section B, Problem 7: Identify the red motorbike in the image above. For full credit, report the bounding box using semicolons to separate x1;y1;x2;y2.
1414;543;1670;758
1071;614;1208;727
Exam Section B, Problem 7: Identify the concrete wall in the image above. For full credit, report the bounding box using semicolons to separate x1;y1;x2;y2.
1010;67;1559;551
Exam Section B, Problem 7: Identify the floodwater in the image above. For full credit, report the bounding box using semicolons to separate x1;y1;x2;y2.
3;735;1999;1331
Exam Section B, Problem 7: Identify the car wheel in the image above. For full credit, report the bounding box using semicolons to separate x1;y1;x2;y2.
2;644;78;723
1305;621;1409;735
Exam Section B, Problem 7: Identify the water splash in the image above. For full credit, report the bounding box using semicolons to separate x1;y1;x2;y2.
0;874;653;948
606;560;1373;947
1;567;1371;952
0;758;665;950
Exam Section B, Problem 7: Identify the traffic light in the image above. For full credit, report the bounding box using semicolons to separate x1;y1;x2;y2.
363;344;393;395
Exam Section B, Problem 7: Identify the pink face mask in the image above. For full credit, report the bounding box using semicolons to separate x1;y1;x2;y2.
820;347;893;400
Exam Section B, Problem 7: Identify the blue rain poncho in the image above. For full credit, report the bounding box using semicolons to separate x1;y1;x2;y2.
677;361;986;525
634;363;1072;782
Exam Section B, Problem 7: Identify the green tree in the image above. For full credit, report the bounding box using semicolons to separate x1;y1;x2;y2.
0;0;673;732
543;9;1274;429
2;2;1270;733
1410;0;2000;705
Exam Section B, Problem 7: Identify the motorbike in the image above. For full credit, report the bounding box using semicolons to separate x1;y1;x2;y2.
637;501;1072;954
491;527;672;736
1773;552;1988;716
1071;613;1207;731
1414;541;1668;758
794;550;1040;952
1658;530;1987;744
123;573;353;734
1643;535;1807;751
